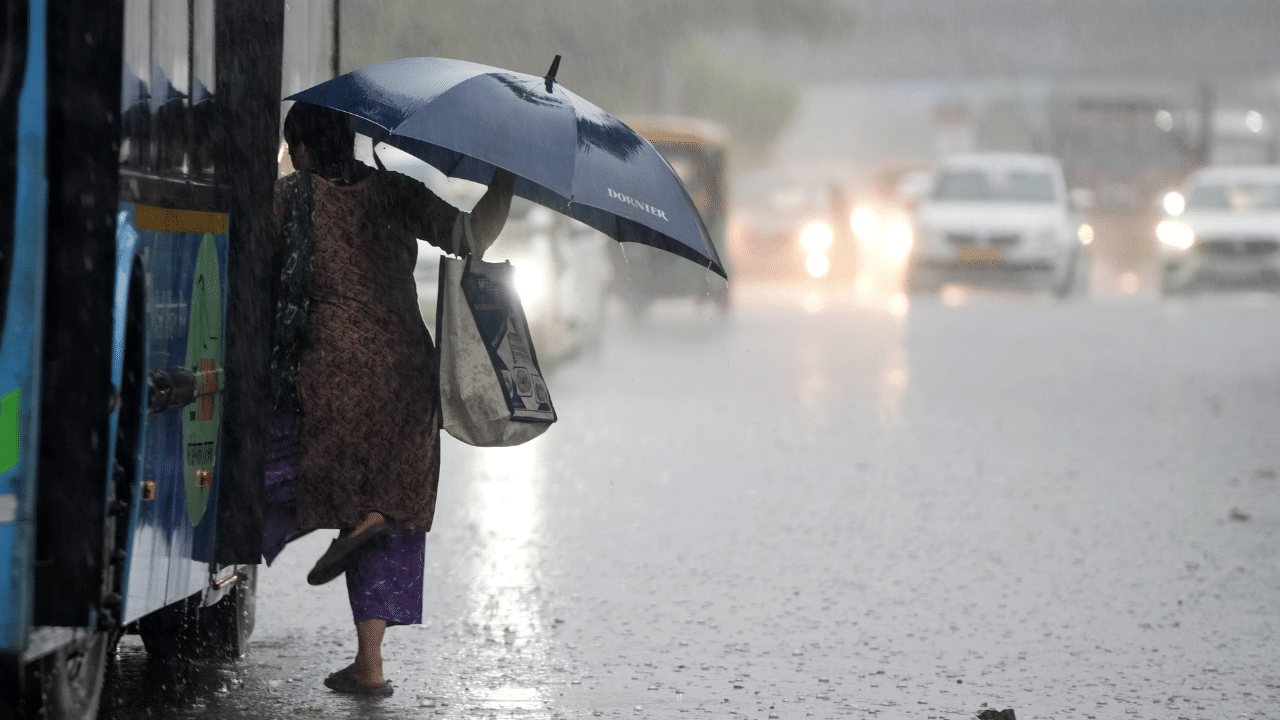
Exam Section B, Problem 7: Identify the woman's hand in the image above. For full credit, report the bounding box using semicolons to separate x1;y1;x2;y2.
469;168;516;256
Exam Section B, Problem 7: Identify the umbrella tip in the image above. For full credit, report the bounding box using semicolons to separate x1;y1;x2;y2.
544;55;562;92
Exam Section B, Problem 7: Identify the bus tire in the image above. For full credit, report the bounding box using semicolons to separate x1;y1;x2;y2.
34;631;110;720
0;658;22;720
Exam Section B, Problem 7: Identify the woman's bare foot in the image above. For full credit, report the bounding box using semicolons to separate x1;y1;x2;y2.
341;511;386;540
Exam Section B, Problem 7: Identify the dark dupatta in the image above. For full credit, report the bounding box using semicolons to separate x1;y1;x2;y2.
270;172;314;413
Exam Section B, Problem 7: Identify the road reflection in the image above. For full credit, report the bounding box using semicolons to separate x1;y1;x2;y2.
459;441;554;716
879;319;909;430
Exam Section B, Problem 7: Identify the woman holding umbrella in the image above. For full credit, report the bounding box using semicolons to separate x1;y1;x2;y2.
267;101;513;696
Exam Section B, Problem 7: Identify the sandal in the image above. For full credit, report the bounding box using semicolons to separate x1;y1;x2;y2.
323;664;393;697
306;523;391;586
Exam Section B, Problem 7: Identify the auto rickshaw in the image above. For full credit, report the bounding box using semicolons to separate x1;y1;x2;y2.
613;116;732;315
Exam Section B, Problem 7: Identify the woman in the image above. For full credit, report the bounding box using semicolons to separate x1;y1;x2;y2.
268;102;513;696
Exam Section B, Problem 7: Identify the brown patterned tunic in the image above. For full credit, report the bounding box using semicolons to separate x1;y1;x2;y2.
272;169;463;532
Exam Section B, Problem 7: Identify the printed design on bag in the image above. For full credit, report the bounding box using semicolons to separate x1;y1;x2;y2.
460;261;556;422
514;367;533;396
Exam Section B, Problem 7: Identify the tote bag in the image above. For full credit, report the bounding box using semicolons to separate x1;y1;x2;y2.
435;256;556;446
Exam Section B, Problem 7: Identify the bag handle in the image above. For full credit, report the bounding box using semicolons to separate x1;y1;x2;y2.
370;131;388;172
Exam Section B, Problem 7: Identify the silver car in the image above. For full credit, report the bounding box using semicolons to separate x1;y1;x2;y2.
1157;166;1280;294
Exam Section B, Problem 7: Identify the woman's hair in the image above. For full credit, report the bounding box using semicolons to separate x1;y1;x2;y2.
283;102;356;170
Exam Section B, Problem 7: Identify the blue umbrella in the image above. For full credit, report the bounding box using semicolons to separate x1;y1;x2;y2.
286;56;725;278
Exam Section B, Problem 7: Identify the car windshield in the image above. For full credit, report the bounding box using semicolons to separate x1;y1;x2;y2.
934;169;1058;203
765;184;824;213
734;176;828;217
1185;181;1280;212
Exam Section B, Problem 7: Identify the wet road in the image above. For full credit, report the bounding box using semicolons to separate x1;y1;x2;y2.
107;280;1280;719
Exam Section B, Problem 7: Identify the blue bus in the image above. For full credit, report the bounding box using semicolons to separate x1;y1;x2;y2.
0;2;325;717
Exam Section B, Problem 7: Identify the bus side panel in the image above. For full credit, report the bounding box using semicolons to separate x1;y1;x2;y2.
120;206;228;622
34;0;123;627
0;0;43;656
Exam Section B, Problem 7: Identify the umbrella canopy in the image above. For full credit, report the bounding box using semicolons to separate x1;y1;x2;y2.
287;57;725;278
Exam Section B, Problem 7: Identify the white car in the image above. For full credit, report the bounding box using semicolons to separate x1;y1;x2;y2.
907;153;1089;297
1157;166;1280;294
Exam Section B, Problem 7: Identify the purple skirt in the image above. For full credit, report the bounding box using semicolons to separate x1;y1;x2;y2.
264;413;425;626
345;525;425;626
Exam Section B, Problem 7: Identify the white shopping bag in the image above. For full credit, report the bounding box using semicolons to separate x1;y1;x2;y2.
436;256;556;446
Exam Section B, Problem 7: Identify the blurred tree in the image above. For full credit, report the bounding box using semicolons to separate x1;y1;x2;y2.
338;0;853;159
676;41;800;166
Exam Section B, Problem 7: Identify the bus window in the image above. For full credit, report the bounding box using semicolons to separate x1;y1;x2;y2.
151;1;190;175
282;1;338;98
120;0;150;169
190;0;216;178
121;0;220;179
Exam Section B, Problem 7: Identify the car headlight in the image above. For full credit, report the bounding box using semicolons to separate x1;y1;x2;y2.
805;252;830;278
850;207;878;241
1156;220;1195;251
880;219;913;260
800;221;833;254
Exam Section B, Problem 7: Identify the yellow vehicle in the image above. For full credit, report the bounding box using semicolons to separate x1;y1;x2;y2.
613;116;732;314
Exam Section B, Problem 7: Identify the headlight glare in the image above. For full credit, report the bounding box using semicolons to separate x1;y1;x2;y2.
1156;220;1195;251
800;222;834;253
850;207;878;240
514;261;551;308
881;219;913;260
805;252;830;278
